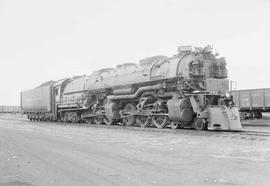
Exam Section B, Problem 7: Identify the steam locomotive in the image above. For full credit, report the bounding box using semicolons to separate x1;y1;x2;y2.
21;45;242;130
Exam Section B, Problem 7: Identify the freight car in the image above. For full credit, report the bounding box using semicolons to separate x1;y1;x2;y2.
230;88;270;119
21;45;242;131
0;105;21;113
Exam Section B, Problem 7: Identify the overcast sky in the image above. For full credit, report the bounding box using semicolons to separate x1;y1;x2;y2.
0;0;270;105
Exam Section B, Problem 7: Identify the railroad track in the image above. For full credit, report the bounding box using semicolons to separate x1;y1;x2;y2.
242;123;270;127
241;119;270;127
30;120;270;139
2;117;270;140
239;130;270;137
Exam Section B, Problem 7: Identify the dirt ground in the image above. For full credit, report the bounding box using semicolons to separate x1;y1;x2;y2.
0;114;270;186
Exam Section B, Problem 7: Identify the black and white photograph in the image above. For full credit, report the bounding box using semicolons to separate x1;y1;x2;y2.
0;0;270;185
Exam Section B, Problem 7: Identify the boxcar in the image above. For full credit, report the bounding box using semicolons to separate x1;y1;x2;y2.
0;105;21;113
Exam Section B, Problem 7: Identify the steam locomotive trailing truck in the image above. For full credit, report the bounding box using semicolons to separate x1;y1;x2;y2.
21;46;242;131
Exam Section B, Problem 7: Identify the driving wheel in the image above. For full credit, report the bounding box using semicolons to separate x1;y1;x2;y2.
136;116;151;128
152;115;169;129
122;103;136;126
94;117;103;125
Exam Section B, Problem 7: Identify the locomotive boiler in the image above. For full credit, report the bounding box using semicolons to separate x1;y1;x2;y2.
21;45;242;131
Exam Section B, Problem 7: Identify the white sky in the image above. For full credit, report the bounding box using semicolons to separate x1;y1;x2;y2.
0;0;270;105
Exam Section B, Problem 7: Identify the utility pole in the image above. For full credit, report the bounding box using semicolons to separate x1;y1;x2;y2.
229;80;237;91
